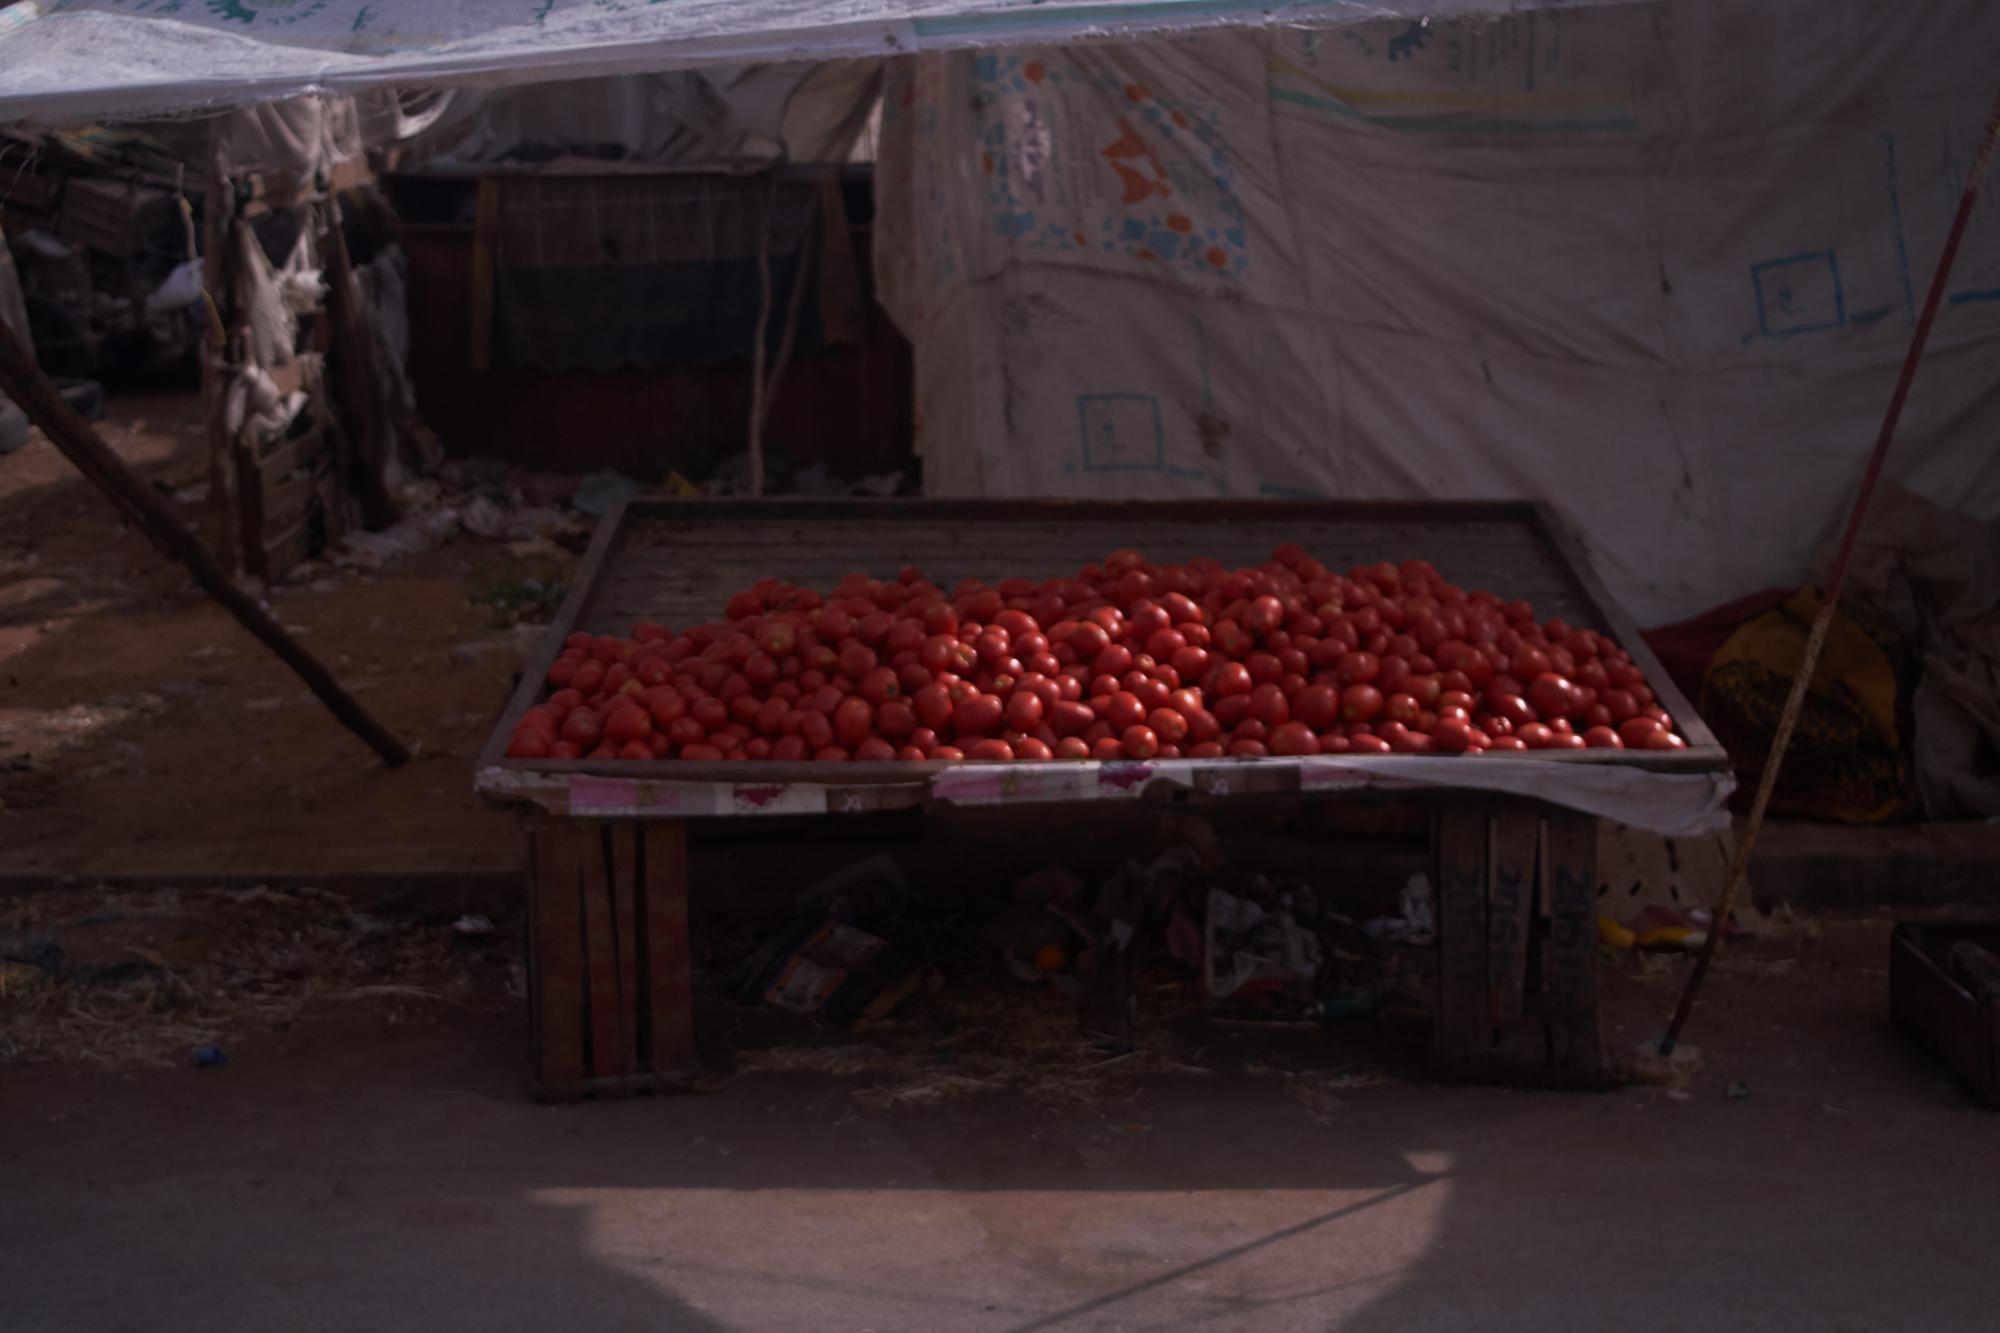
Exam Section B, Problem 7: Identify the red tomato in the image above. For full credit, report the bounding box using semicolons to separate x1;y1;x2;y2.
1243;682;1286;727
854;737;897;762
933;745;966;761
507;729;551;759
1618;716;1664;748
1487;736;1529;751
1245;652;1283;685
1169;645;1212;681
877;699;917;739
1639;729;1688;751
914;683;954;732
1008;737;1050;761
954;693;1005;735
1186;741;1227;758
1200;656;1248;696
1118;725;1158;759
1516;722;1554;749
1294;684;1340;729
680;743;725;761
1432;717;1473;753
1006;690;1045;732
832;697;874;748
1488;694;1536;729
1582;726;1624;749
1269;721;1320;756
1340;684;1383;723
1601;689;1639;723
1048;699;1096;736
1104;691;1148;731
1149;708;1190;745
1055;736;1092;759
1228;738;1270;757
1349;734;1392;754
561;708;603;745
1381;692;1419;725
1527;673;1575;721
1244;596;1285;636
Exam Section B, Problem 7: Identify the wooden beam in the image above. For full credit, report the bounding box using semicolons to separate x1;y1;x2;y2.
319;195;393;528
0;314;411;769
201;130;238;571
466;176;499;373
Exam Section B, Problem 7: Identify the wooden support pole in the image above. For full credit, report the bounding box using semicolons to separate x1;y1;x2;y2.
319;195;393;529
201;129;239;571
0;313;412;769
1660;86;2000;1055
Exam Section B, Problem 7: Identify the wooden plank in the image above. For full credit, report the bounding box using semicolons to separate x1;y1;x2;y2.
466;176;499;372
1433;802;1488;1076
1530;501;1724;757
1543;809;1604;1081
579;821;624;1081
474;499;632;776
258;517;314;580
200;128;237;572
1486;803;1538;1039
642;820;696;1076
532;823;587;1097
607;821;641;1078
319;196;392;527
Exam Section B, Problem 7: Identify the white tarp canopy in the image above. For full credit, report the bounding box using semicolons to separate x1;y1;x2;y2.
0;0;1592;124
873;2;2000;626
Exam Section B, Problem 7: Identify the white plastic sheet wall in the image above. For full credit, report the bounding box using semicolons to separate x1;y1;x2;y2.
874;3;2000;625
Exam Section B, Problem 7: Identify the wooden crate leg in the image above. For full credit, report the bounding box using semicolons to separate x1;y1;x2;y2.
581;822;625;1082
1544;810;1605;1082
642;821;697;1077
1433;802;1489;1078
531;822;587;1100
1487;803;1539;1057
607;823;641;1078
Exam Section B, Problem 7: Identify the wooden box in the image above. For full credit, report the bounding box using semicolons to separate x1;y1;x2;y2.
1434;800;1603;1086
1891;919;2000;1107
527;818;696;1100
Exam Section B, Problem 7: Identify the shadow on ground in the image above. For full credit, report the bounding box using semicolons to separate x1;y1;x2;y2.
3;917;1994;1332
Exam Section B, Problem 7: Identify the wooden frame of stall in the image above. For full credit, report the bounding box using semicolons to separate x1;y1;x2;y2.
474;498;1729;1100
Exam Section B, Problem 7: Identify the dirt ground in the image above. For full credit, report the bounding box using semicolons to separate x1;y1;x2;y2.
0;392;543;880
5;392;1999;1330
3;910;1995;1332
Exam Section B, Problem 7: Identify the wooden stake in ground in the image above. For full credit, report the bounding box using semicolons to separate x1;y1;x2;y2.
0;313;412;769
1659;87;2000;1056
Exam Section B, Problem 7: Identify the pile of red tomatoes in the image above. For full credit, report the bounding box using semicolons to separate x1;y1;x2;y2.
505;547;1688;763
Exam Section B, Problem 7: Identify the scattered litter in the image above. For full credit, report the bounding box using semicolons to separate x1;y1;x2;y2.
1726;1079;1752;1100
1206;888;1322;1000
1597;915;1638;951
0;886;512;1069
1612;1040;1705;1090
1364;873;1435;946
453;914;496;938
1315;987;1383;1022
571;469;642;515
192;1043;228;1068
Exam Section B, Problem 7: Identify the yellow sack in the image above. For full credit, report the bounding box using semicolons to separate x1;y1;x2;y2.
1701;588;1916;823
